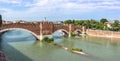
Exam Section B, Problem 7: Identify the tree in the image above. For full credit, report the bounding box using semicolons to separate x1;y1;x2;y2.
100;18;108;24
113;20;119;26
64;20;73;24
63;18;110;30
111;20;120;31
74;20;84;26
0;14;2;26
82;20;91;28
89;19;97;29
95;22;104;30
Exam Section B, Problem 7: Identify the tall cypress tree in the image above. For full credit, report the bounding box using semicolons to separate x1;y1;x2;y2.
0;14;2;26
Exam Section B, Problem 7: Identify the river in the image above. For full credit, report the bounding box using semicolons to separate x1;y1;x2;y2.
0;30;120;61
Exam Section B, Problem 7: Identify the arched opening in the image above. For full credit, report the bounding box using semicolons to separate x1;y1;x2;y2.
0;28;39;42
74;30;82;36
53;29;69;38
52;29;69;43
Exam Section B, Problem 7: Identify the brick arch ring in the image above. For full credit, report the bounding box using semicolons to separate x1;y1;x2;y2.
0;28;39;40
74;29;82;34
53;29;69;36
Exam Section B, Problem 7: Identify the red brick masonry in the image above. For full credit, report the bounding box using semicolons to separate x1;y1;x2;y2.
0;22;84;35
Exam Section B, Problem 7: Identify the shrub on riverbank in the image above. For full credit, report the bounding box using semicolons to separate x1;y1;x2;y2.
71;32;76;37
42;37;54;43
70;48;83;52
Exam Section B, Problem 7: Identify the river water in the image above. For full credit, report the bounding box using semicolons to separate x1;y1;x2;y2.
0;30;120;61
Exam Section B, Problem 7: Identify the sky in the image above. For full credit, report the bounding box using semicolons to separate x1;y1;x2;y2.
0;0;120;21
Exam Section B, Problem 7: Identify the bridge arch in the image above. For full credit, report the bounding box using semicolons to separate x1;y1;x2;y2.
74;29;82;36
0;28;39;40
53;29;69;37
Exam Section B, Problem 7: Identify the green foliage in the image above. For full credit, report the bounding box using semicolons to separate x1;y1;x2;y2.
49;38;54;42
70;48;83;52
71;32;76;37
113;20;119;26
63;18;120;31
64;19;103;30
50;42;57;45
64;20;74;24
94;22;104;30
43;37;49;41
42;37;54;43
100;18;108;23
110;20;120;31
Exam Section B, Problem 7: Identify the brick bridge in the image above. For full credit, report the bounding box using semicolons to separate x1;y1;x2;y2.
0;21;86;41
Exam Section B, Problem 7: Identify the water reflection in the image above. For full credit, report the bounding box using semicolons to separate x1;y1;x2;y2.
52;31;65;43
53;31;76;48
1;30;36;42
0;31;34;61
53;30;64;38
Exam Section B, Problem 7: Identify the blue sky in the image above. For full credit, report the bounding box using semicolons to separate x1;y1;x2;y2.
0;0;120;21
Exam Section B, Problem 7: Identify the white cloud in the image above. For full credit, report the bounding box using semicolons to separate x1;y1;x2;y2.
1;0;120;11
1;0;120;21
0;0;23;5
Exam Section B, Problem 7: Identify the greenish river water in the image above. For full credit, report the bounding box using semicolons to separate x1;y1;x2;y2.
0;30;120;61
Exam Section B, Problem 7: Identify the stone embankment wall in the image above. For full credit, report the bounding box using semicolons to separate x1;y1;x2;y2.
86;29;120;38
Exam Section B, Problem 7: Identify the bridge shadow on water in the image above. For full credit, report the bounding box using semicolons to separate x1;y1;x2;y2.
0;36;33;61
